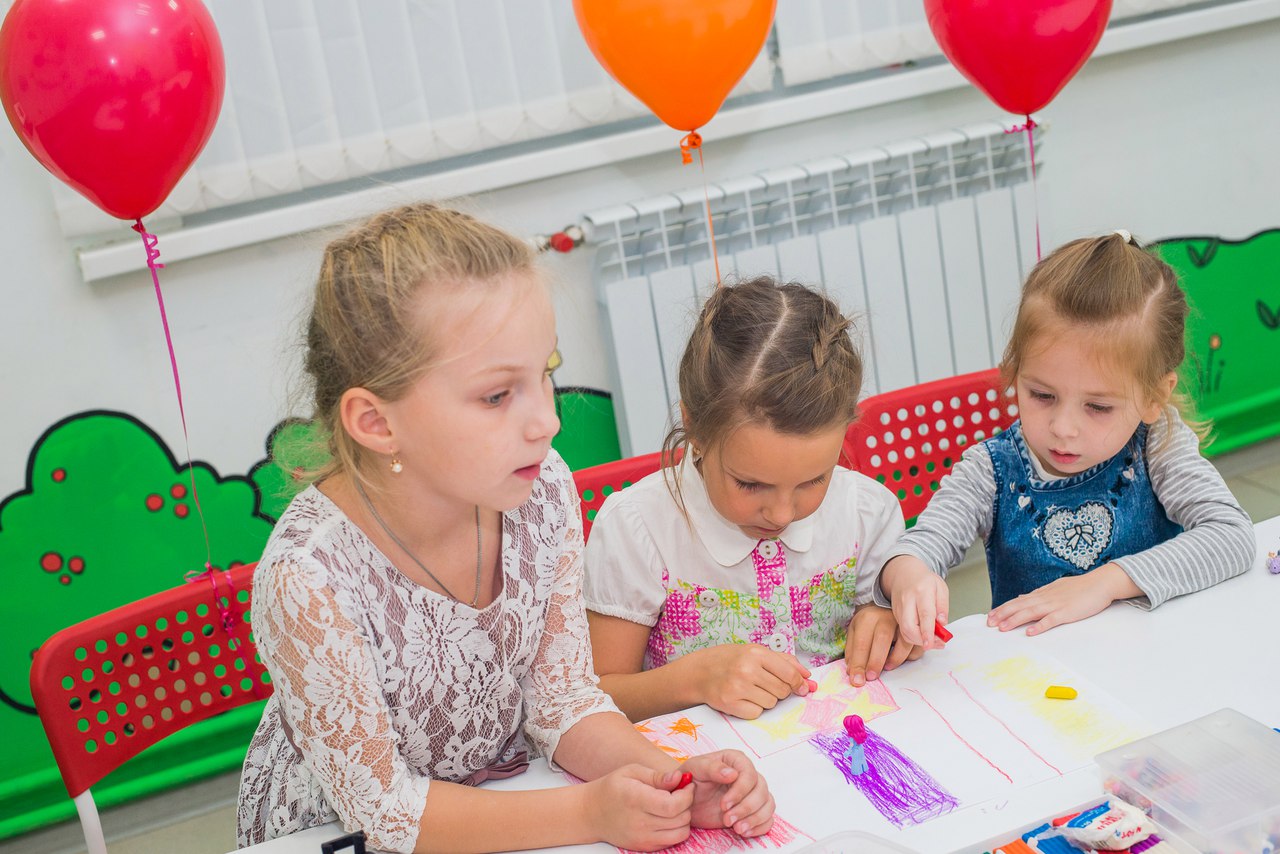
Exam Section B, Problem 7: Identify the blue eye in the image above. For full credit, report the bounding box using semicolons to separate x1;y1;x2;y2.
483;391;509;407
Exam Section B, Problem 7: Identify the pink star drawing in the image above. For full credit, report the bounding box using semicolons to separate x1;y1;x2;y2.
798;695;848;731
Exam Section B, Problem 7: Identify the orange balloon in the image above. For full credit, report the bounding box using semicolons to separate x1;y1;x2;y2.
574;0;776;132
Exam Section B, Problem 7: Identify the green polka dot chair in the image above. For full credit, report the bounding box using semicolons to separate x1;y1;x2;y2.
28;563;268;854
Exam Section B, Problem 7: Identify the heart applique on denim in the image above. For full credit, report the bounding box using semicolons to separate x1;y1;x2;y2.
1042;501;1114;570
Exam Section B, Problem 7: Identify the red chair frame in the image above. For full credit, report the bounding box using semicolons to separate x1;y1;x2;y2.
29;563;269;854
573;451;666;541
843;369;1018;523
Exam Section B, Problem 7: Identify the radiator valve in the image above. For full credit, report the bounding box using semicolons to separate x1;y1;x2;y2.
534;224;586;254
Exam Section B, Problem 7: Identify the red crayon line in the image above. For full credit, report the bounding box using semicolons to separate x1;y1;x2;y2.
947;671;1063;776
903;688;1013;785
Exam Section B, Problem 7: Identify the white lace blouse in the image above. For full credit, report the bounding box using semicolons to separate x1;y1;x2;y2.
235;450;619;852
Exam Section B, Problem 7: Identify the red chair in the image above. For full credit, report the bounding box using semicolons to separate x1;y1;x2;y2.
28;564;269;854
843;369;1018;524
573;451;667;541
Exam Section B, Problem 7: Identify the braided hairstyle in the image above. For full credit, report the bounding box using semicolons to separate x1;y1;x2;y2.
663;276;863;504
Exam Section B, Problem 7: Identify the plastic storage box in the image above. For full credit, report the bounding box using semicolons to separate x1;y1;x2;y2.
1095;708;1280;852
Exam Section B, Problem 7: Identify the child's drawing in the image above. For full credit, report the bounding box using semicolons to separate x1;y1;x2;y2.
617;816;806;854
724;666;899;757
973;656;1143;760
810;729;958;828
636;714;712;762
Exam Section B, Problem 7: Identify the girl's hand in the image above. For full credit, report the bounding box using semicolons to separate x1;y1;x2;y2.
692;644;812;719
583;765;693;851
844;605;923;686
681;750;776;838
881;555;950;649
987;563;1138;636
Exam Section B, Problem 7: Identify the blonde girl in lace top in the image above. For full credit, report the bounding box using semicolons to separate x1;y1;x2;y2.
235;204;774;853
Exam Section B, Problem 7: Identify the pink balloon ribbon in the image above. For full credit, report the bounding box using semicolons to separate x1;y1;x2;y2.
133;221;253;686
1004;117;1042;261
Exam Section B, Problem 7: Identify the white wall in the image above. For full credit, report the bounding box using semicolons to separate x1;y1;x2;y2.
2;18;1278;483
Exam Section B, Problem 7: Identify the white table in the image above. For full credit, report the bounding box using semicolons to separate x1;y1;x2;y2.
235;516;1280;854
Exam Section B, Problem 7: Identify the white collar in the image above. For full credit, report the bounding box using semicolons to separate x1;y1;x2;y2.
677;454;818;567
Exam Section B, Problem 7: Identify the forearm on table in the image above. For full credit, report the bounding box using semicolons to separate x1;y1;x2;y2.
597;656;704;723
552;710;679;780
416;778;592;854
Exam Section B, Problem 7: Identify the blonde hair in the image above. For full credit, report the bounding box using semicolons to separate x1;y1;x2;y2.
302;202;536;487
663;276;863;507
1000;232;1201;438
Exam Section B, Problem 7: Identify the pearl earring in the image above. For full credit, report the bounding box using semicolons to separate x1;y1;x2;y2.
390;457;403;474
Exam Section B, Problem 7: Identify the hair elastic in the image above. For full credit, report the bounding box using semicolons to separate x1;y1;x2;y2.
1112;228;1134;244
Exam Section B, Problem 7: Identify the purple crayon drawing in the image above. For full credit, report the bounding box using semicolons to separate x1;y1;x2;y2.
811;729;959;828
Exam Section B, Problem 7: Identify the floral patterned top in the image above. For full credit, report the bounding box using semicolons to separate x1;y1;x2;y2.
583;457;905;669
235;450;619;853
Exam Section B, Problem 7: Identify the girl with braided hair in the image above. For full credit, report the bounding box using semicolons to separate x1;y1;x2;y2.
585;276;932;722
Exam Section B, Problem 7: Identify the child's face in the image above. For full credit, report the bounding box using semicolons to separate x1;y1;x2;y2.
1016;335;1163;477
383;272;561;512
698;421;848;541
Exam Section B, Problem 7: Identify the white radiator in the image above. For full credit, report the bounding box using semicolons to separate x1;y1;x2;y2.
584;121;1045;457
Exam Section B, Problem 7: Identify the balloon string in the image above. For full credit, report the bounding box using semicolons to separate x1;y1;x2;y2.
682;131;721;287
132;220;215;569
132;220;253;686
1005;117;1041;261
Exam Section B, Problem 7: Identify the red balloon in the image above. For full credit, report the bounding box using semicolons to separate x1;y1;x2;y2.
925;0;1111;116
0;0;224;220
574;0;776;133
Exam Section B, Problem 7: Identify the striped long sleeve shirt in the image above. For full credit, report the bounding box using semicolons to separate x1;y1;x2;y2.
885;411;1254;609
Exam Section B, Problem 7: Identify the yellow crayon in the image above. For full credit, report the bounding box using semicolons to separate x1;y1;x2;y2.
1045;685;1077;700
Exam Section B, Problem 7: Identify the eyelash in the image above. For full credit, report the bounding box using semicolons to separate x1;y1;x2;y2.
733;475;827;492
1029;390;1113;413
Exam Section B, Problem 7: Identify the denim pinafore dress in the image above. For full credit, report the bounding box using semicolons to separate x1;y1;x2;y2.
983;420;1182;607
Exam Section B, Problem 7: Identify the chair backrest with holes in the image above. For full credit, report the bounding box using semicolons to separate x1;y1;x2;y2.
843;369;1018;523
29;564;270;798
574;451;668;541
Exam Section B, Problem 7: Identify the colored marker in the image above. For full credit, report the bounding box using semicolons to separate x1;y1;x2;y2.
934;620;953;643
674;771;693;790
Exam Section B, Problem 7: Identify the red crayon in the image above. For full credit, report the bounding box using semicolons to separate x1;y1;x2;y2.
674;771;693;791
934;620;953;643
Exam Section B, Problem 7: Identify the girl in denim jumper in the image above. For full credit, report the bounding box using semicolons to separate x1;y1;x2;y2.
584;277;932;723
883;232;1253;646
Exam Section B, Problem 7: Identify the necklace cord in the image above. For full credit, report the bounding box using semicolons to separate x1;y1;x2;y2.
354;480;482;607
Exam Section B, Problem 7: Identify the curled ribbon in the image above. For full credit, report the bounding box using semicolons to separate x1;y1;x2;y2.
679;131;703;165
1003;116;1041;260
133;221;264;696
679;130;722;286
